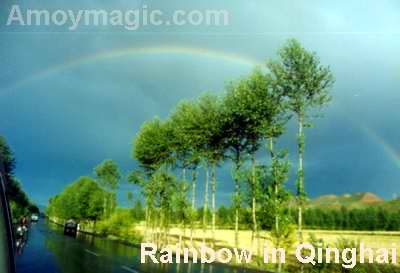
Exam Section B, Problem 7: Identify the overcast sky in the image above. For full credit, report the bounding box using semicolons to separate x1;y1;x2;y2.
0;0;399;206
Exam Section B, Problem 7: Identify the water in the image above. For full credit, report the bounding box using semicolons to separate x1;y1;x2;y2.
15;220;264;273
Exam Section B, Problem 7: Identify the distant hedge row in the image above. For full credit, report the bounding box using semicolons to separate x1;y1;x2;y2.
300;207;400;231
186;205;400;231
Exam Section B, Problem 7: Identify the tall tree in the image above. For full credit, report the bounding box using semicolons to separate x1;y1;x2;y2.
94;159;122;218
268;39;334;242
222;80;260;248
170;101;201;244
127;170;156;242
195;94;226;246
171;94;225;245
131;118;176;247
222;68;287;248
264;151;293;273
237;68;288;250
172;178;190;247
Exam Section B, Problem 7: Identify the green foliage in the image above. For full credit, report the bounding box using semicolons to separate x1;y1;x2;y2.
195;94;226;163
133;118;175;173
222;73;263;159
131;200;145;221
216;205;235;228
94;159;121;218
302;206;400;231
7;177;31;212
47;176;106;222
0;135;16;179
268;38;335;238
0;136;38;220
151;168;177;216
129;166;179;239
269;218;296;249
127;170;155;213
241;164;263;208
268;39;335;115
171;179;191;225
96;209;142;241
127;192;133;203
169;100;201;169
94;159;121;191
170;93;226;165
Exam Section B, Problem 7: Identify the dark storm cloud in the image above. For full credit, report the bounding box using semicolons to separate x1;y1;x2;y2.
0;0;399;205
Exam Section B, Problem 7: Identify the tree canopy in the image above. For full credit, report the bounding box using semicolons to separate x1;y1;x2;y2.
47;176;105;222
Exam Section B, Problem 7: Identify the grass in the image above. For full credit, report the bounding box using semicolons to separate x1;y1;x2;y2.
132;225;400;272
134;225;400;251
305;229;400;249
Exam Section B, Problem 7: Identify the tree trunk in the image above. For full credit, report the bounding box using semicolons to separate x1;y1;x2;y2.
181;168;186;248
179;221;183;247
110;192;116;216
269;138;279;238
251;153;257;252
190;169;197;245
202;165;209;244
235;193;239;248
191;169;196;209
144;206;149;241
182;168;187;181
269;137;282;273
234;156;241;248
297;114;305;273
103;196;107;218
297;114;305;243
211;163;217;248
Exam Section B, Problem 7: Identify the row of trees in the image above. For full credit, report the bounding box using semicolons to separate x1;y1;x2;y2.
0;136;38;219
302;207;400;231
133;201;400;232
46;39;336;273
129;38;335;258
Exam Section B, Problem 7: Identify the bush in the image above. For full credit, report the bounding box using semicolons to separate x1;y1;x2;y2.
96;209;143;243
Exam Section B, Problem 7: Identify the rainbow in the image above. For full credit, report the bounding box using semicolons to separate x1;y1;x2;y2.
1;46;262;93
360;125;400;168
2;46;399;171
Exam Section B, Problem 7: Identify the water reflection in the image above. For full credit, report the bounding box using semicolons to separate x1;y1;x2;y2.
44;221;260;273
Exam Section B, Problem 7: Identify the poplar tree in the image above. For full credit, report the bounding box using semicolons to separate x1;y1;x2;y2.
170;100;201;244
94;159;121;218
131;118;175;246
195;94;226;246
222;79;261;248
175;94;225;245
268;39;334;242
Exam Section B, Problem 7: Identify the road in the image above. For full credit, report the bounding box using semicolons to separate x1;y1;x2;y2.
15;220;259;273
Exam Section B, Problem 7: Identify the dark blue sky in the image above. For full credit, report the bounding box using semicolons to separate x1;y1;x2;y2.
0;0;399;206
